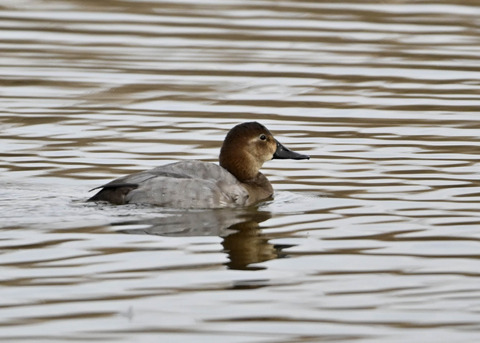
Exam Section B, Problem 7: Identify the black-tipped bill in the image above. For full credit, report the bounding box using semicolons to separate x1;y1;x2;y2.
273;140;310;160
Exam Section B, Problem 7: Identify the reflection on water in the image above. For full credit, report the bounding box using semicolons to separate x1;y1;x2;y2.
1;0;480;342
117;210;279;270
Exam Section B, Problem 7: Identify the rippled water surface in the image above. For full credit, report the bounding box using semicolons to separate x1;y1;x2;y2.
1;0;480;342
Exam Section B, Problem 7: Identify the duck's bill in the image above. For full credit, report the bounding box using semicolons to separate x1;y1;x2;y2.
273;140;310;160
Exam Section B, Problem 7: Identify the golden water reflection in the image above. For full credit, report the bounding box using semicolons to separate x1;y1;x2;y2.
116;210;282;270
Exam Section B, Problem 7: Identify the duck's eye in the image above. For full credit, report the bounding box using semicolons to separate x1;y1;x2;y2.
259;134;267;141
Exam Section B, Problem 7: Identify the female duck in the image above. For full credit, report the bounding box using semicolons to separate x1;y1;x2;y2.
88;122;309;208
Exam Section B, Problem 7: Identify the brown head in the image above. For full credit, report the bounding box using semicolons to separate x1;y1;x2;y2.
219;122;309;181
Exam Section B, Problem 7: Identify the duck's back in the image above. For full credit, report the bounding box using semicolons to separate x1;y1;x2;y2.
89;161;249;208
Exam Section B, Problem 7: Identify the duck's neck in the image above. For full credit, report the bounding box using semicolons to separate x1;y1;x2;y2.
219;154;273;204
220;153;260;181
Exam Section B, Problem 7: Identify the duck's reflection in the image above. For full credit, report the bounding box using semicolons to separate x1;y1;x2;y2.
115;209;293;270
222;218;279;270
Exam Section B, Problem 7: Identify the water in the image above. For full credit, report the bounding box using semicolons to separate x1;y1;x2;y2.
1;0;480;342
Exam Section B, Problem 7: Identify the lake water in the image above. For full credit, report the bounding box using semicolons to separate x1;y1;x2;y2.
1;0;480;342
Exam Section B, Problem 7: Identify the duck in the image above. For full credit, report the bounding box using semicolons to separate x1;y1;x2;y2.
88;122;309;208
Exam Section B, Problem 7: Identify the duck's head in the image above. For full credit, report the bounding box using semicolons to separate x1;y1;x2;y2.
219;122;309;181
